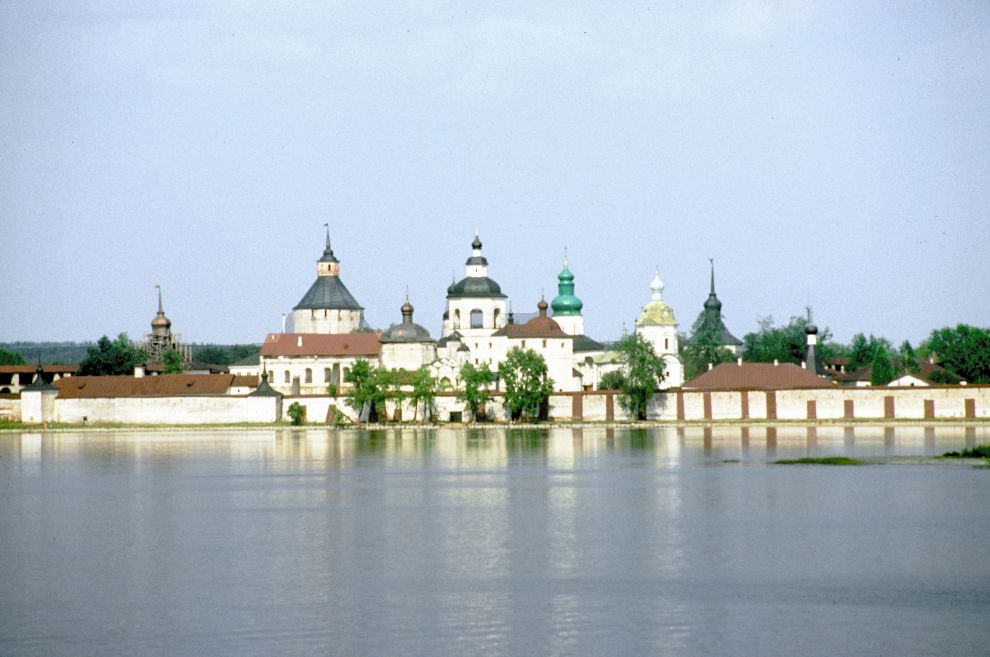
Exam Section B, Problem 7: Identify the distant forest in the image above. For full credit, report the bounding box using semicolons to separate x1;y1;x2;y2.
0;342;260;366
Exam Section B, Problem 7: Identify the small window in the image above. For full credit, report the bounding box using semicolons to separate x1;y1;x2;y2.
542;340;547;348
305;368;312;383
284;371;290;383
470;309;483;328
521;340;526;348
664;338;669;350
324;368;331;383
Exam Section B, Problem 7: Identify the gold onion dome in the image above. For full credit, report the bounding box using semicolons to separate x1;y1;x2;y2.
636;269;677;326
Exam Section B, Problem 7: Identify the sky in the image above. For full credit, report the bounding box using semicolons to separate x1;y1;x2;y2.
2;1;988;347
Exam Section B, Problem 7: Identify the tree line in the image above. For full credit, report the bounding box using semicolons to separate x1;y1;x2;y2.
678;314;990;385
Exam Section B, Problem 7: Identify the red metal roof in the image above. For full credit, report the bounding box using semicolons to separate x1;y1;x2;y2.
684;362;836;389
260;333;381;357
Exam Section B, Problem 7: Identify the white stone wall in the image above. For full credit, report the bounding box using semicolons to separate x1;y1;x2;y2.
0;397;20;421
444;297;507;336
553;315;584;336
262;355;368;395
292;308;363;334
54;396;279;424
380;342;436;372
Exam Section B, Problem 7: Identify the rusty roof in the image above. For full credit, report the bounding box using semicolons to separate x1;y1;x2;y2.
54;374;240;398
684;362;836;389
260;332;381;357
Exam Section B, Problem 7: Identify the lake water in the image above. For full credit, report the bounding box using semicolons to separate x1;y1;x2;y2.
1;425;989;657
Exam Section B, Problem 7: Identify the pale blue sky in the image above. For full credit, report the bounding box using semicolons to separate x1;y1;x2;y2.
2;1;988;346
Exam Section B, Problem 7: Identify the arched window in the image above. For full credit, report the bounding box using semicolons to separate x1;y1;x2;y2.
493;308;501;326
470;309;483;328
664;338;669;350
454;309;461;328
284;371;290;384
324;368;332;383
305;368;312;383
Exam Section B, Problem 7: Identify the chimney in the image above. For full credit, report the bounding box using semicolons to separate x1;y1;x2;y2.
801;361;807;369
773;359;779;366
297;336;303;347
708;362;713;371
134;364;145;378
737;358;742;366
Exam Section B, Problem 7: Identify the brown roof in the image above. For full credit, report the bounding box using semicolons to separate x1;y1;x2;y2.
492;317;571;339
260;332;381;358
684;362;836;389
0;365;78;374
54;374;239;398
231;375;259;388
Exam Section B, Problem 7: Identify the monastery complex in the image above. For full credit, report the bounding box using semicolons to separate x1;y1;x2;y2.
259;229;693;397
5;228;989;426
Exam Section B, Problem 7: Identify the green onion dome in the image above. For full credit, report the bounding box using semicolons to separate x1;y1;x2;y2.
550;260;583;317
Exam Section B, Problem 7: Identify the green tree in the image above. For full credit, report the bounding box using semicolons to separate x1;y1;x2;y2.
899;340;920;375
345;359;390;422
457;362;494;421
680;322;734;381
926;324;990;384
846;333;894;373
741;315;835;365
599;369;627;391
409;367;438;422
0;348;26;365
77;334;148;376
870;349;896;385
162;349;183;374
613;333;667;420
498;347;554;421
287;402;306;425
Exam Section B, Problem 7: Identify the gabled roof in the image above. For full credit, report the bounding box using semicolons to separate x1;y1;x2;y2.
260;333;381;358
294;276;363;310
684;362;836;389
54;374;240;398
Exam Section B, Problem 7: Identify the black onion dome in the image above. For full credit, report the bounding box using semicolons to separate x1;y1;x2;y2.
446;276;507;299
380;321;433;343
806;323;819;335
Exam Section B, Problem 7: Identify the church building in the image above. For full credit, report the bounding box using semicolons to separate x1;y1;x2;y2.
291;227;365;334
634;269;684;388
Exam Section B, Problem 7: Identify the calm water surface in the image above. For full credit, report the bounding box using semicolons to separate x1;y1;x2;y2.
1;425;989;657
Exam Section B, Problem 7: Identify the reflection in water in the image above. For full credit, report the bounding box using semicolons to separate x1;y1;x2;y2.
0;424;988;657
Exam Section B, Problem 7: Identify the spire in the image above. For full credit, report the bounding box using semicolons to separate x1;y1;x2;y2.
151;285;171;334
318;223;339;267
704;258;722;311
